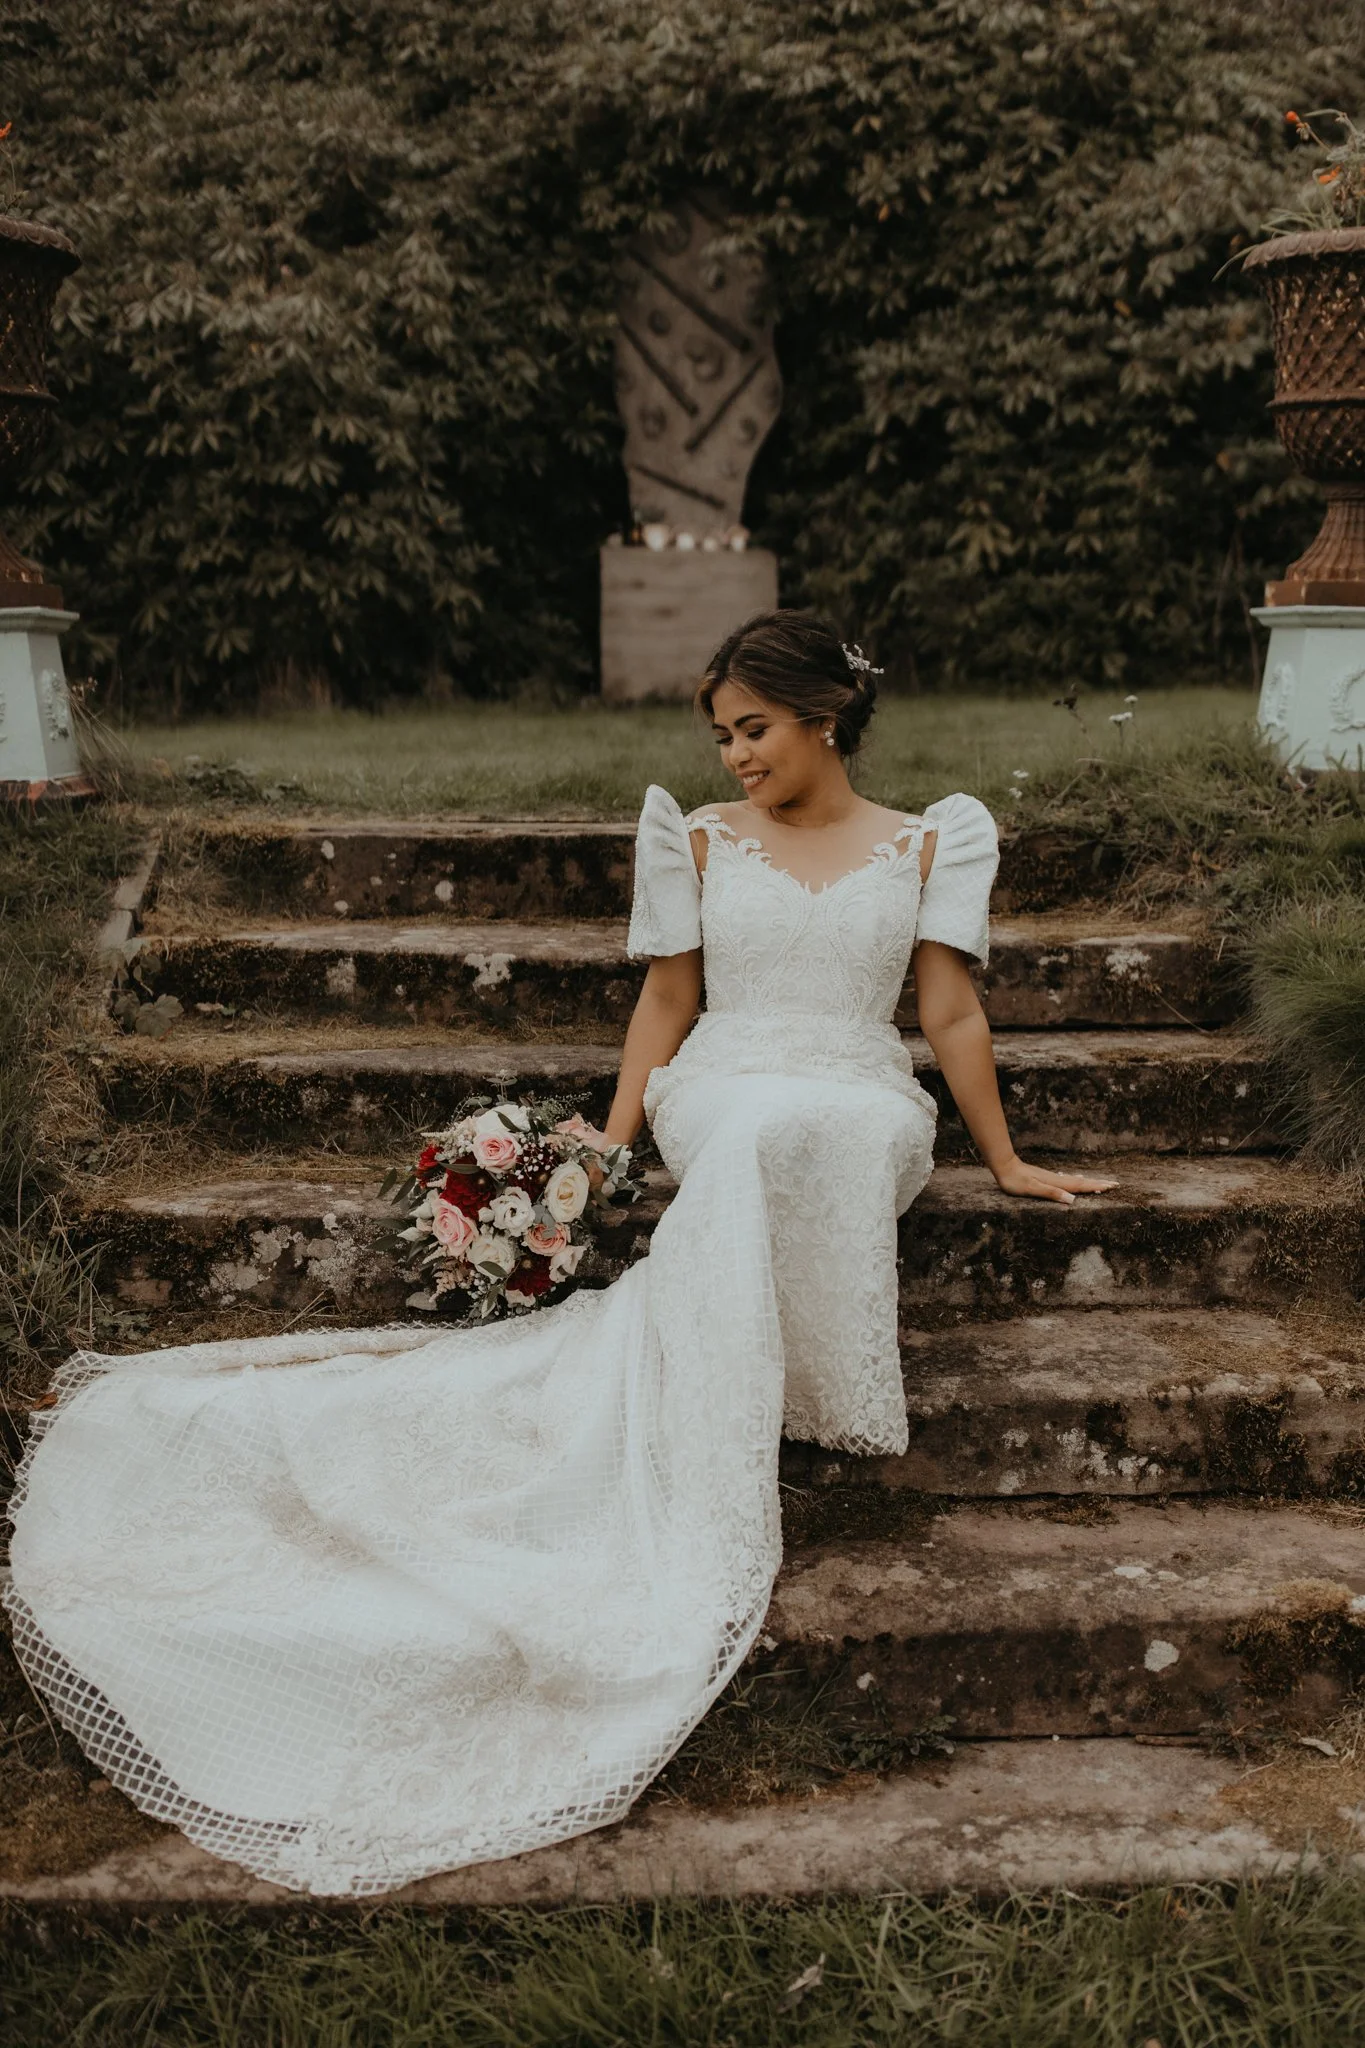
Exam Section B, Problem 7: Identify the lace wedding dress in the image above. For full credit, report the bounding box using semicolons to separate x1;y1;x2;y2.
5;787;997;1897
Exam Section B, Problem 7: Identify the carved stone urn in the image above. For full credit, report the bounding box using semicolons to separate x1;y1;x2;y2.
1244;227;1365;768
0;213;89;799
1244;227;1365;606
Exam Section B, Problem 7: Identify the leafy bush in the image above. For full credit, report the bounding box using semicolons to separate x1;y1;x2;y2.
5;0;1365;708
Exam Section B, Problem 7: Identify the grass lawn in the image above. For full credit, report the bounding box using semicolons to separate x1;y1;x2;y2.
114;686;1258;819
7;1879;1365;2045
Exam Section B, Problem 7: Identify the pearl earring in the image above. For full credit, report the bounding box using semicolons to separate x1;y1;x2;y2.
824;728;836;748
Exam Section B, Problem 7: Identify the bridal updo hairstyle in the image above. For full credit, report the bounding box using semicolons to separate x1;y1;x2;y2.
697;609;879;760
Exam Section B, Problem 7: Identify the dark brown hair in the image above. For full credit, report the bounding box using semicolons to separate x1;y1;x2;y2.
696;609;878;758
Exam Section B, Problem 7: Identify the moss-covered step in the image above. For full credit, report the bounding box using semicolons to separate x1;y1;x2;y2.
785;1307;1365;1500
128;916;1242;1030
95;1029;1281;1156
761;1498;1365;1737
80;1157;1362;1325
188;819;1125;922
0;1739;1321;1906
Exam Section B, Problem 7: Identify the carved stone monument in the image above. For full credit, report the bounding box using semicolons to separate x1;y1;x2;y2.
601;198;781;703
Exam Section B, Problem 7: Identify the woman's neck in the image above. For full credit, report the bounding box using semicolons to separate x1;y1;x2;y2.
760;777;864;833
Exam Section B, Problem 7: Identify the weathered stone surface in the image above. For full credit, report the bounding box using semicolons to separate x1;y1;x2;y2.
0;1740;1335;1905
96;1030;1284;1156
201;821;636;923
764;1500;1365;1736
188;820;1128;920
131;917;1242;1031
783;1308;1365;1500
79;1158;1364;1324
979;924;1241;1028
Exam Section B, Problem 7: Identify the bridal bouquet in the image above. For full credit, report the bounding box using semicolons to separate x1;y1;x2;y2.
386;1101;636;1318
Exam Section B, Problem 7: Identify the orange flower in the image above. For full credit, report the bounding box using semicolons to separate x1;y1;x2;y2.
1317;166;1342;184
0;122;11;142
1286;111;1301;125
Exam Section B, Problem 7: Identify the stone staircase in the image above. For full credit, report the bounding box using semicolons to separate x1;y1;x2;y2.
16;811;1365;1903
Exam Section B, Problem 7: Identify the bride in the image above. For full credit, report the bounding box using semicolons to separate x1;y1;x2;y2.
6;609;1114;1897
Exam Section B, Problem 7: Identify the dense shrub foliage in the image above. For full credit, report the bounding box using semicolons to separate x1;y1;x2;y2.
5;0;1365;708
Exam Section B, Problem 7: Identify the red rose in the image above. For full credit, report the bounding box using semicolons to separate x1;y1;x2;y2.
417;1144;439;1172
441;1171;486;1217
512;1258;553;1297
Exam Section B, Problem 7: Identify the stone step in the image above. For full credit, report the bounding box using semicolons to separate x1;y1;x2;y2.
132;916;1241;1030
85;1156;1362;1329
191;817;1126;921
94;1029;1283;1157
0;1738;1323;1904
787;1307;1365;1501
762;1499;1365;1737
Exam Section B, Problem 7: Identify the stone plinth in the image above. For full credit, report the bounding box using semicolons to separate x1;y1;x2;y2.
600;546;777;704
0;605;93;800
1251;604;1365;771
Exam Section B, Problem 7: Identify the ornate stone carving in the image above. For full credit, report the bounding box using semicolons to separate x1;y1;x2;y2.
40;667;72;740
614;198;782;531
1259;659;1297;739
1329;664;1365;735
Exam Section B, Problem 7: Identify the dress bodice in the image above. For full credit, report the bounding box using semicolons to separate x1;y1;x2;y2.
626;784;1000;1021
687;812;928;1026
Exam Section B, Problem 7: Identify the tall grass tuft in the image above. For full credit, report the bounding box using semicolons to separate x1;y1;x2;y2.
1248;898;1365;1172
0;805;139;1396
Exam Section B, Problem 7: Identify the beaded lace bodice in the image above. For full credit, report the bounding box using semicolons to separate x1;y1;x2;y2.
687;811;928;1025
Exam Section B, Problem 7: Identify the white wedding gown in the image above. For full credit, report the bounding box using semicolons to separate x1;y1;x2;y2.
5;786;998;1897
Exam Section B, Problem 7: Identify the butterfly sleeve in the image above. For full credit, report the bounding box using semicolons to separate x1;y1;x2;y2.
916;793;1000;966
626;785;703;960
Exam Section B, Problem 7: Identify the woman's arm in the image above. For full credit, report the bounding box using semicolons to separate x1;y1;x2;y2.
603;951;703;1147
913;940;1116;1205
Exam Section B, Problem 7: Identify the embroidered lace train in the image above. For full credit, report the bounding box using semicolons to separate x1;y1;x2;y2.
4;785;997;1896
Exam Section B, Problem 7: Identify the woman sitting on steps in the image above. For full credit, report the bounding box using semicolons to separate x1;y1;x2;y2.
5;608;1115;1897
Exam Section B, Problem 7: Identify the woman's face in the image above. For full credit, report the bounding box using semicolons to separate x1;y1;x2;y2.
708;679;835;812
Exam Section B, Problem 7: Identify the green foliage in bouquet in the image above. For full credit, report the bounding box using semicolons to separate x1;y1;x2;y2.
5;0;1365;709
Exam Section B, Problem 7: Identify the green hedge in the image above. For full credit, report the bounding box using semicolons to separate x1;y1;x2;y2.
5;0;1364;708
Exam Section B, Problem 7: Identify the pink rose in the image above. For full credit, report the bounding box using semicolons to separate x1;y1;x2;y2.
473;1132;520;1171
524;1219;569;1259
431;1199;475;1254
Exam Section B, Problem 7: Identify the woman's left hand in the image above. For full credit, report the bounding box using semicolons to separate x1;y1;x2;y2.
991;1155;1119;1205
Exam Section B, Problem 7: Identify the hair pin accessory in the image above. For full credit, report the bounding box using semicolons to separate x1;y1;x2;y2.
841;642;884;678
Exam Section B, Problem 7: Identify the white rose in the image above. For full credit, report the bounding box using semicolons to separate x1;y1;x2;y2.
488;1187;535;1235
468;1230;517;1277
472;1103;530;1139
543;1160;590;1223
549;1242;585;1285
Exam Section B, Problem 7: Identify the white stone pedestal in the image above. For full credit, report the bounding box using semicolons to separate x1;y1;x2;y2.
1252;604;1365;772
0;605;91;800
600;546;778;704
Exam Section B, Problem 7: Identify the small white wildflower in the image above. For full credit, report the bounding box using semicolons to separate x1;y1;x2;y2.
855;1671;876;1691
1109;711;1133;726
1011;768;1030;781
1124;693;1138;704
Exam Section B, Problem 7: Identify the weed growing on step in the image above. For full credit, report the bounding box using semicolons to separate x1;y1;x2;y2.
0;806;140;1403
8;1876;1365;2045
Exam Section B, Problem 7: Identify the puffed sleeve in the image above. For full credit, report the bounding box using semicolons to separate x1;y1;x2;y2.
915;792;999;966
626;785;703;960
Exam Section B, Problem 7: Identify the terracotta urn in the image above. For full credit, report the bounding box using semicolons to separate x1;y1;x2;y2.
0;214;80;608
1244;227;1365;605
